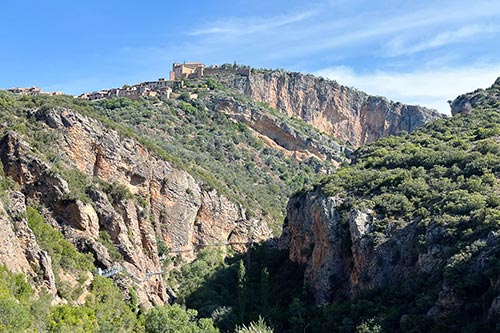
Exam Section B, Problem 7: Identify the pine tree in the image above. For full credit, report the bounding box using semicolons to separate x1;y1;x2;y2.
237;259;247;321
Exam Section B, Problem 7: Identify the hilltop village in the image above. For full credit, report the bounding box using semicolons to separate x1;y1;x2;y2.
7;86;63;96
78;62;251;101
6;62;251;102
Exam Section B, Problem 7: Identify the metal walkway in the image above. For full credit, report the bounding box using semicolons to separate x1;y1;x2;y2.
96;241;254;279
95;265;163;282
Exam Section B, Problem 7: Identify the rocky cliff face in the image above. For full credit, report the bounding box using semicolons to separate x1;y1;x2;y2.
279;188;422;304
0;107;271;306
279;186;500;322
211;70;442;147
0;189;57;297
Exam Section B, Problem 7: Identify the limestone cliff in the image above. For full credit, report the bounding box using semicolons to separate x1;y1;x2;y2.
279;187;422;305
211;69;443;147
0;107;271;306
279;185;500;323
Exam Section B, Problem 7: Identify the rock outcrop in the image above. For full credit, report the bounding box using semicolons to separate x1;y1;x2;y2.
0;190;57;297
209;96;350;165
450;77;500;115
211;70;442;148
279;188;400;304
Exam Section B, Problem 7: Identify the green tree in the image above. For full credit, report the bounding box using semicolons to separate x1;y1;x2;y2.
0;298;31;332
259;267;270;313
47;305;96;333
84;276;137;333
145;304;218;333
237;260;247;321
0;266;35;332
356;318;381;333
288;298;306;333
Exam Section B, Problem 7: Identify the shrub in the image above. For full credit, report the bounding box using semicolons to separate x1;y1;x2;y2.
98;180;133;204
235;317;273;333
98;230;123;262
60;169;92;203
47;305;96;333
26;206;94;273
85;276;138;332
0;266;35;332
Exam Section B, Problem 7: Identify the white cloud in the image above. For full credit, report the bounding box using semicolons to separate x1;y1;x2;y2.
263;1;500;60
313;64;500;114
384;24;500;56
190;10;316;36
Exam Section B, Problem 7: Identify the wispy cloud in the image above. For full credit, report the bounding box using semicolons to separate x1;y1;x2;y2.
190;10;316;36
268;1;500;60
314;63;500;114
148;0;500;69
383;24;500;56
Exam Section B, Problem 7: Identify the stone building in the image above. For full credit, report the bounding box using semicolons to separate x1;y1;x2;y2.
170;62;206;80
78;79;173;101
7;86;63;96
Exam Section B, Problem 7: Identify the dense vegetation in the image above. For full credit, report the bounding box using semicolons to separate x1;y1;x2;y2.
314;106;500;331
168;99;500;332
169;246;304;333
2;77;500;332
0;261;224;332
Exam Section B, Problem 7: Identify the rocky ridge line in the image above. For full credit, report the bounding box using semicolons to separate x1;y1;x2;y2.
209;69;443;147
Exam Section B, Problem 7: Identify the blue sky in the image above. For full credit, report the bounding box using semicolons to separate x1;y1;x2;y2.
1;0;500;113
